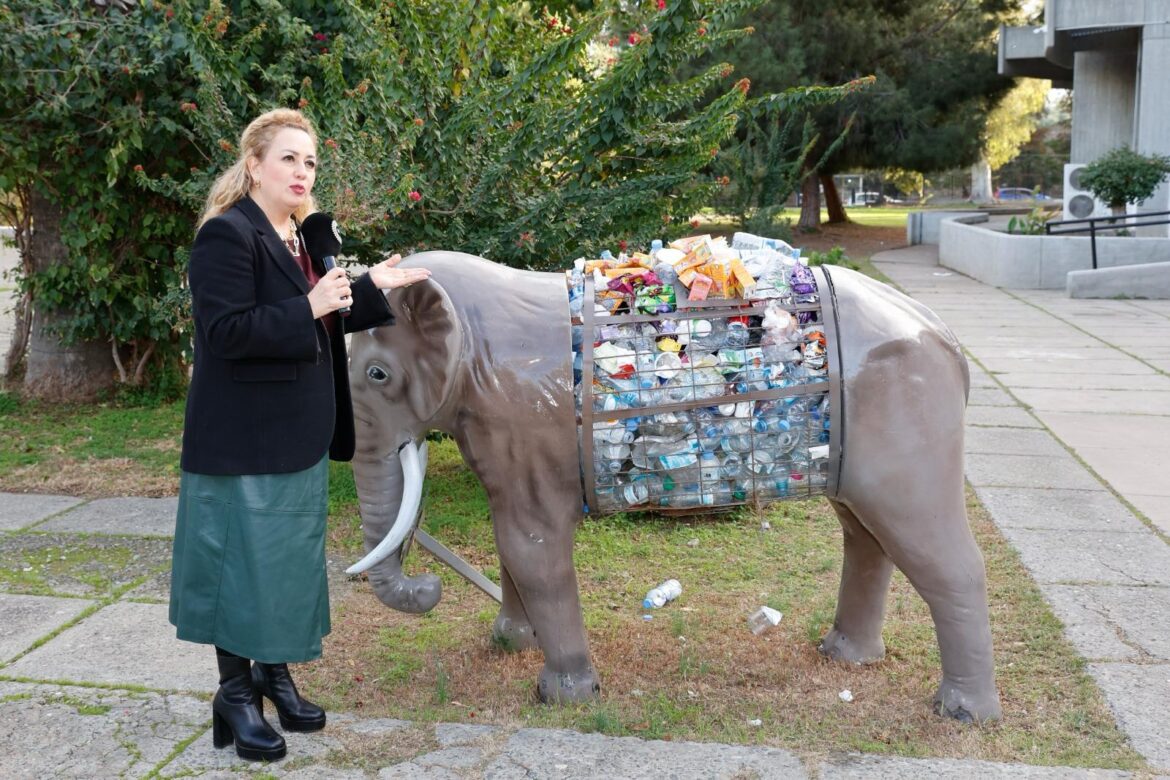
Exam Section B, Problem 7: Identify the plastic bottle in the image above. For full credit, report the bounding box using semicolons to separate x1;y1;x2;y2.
643;579;683;609
650;239;664;257
699;450;721;484
720;451;744;480
568;258;586;316
692;407;723;452
620;473;651;507
725;320;750;348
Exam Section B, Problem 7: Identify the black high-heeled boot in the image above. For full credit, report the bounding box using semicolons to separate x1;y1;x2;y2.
212;648;286;761
251;661;327;732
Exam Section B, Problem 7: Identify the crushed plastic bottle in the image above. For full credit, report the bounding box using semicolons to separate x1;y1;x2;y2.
643;579;682;609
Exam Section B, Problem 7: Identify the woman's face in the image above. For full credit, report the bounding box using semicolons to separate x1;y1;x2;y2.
248;127;317;218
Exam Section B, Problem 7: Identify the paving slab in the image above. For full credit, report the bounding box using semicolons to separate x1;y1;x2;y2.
0;593;95;664
162;720;344;777
1074;448;1170;499
990;372;1170;391
1044;584;1170;662
965;453;1098;491
0;681;207;780
967;387;1018;407
817;753;1133;779
964;427;1070;458
997;527;1170;586
973;487;1151;533
36;496;177;537
964;405;1043;428
0;532;172;599
1129;494;1170;537
1012;388;1170;416
3;601;215;692
1088;662;1170;770
1037;412;1170;453
0;493;84;531
480;728;808;779
976;357;1154;376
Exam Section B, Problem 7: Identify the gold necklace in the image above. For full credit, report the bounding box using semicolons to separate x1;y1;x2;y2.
283;225;299;256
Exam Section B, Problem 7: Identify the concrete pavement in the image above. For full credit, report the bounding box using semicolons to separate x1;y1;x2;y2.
1;243;1169;777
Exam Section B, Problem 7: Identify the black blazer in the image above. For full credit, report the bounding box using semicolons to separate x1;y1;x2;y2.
181;196;395;475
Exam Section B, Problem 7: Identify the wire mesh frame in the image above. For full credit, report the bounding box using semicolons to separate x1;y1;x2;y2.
578;271;841;515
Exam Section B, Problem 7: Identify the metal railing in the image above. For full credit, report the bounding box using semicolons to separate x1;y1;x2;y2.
1045;210;1170;269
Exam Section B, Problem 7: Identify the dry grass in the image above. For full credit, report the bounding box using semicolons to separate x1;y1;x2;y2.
300;486;1146;771
1;454;179;497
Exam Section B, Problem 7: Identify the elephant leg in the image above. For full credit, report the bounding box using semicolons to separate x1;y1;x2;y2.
845;488;1001;724
819;499;894;664
491;564;539;652
492;509;599;704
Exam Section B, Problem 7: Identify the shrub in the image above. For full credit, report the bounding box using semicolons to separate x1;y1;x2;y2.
1078;146;1170;212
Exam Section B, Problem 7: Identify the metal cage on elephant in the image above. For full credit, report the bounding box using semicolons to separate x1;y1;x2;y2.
575;266;843;515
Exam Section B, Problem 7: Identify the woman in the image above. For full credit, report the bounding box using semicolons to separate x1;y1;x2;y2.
169;108;430;762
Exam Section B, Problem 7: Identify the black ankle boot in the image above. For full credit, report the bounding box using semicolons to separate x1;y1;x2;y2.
252;661;326;732
212;649;286;761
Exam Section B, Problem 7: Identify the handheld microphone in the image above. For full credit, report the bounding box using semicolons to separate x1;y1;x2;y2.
301;211;350;317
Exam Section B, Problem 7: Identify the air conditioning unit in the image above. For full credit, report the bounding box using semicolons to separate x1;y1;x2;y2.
1063;164;1112;222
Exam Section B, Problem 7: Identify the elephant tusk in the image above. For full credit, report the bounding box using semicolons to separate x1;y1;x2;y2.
346;439;428;575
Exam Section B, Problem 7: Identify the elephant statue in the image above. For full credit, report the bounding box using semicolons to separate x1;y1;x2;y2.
346;250;1002;723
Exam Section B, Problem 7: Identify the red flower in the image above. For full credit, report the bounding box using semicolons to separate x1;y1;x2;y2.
413;117;425;126
297;98;309;109
735;78;751;95
657;0;666;9
324;138;338;150
608;36;618;46
548;16;559;29
408;190;422;202
314;32;328;41
133;164;144;172
618;239;628;251
179;101;197;113
697;27;706;36
218;139;233;152
689;218;700;228
628;32;640;45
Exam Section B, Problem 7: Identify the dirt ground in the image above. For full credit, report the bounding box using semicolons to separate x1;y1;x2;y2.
793;221;907;260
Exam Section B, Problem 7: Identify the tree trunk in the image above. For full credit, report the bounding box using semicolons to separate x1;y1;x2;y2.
2;186;33;380
798;172;821;231
969;157;993;203
820;174;849;224
23;188;114;402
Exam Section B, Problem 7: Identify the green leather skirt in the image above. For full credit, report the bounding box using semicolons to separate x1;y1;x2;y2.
169;456;331;663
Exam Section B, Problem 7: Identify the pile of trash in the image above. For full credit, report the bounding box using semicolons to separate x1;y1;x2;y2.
567;232;833;513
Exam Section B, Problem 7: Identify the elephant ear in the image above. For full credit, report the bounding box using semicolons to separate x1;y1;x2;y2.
387;279;464;424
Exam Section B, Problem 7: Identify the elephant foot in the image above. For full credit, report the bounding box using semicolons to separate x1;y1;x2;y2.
370;572;442;614
537;666;601;704
491;614;539;653
818;626;885;665
933;679;1002;724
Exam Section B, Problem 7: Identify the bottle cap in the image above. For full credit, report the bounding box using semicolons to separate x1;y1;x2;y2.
642;598;654;609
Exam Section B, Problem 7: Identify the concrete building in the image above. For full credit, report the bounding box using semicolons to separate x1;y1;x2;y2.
1000;0;1170;234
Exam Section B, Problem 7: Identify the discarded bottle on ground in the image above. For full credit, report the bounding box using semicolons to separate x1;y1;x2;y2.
643;578;682;609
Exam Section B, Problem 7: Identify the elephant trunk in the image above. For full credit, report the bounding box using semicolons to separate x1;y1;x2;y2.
348;440;441;613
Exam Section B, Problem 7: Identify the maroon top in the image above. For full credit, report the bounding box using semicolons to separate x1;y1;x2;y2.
286;237;337;337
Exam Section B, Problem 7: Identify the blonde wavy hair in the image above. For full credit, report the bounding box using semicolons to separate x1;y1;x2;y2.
198;108;319;228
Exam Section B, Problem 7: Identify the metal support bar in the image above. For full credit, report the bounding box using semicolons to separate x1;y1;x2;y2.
413;528;503;604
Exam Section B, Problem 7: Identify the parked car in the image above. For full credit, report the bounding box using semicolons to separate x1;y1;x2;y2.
996;187;1051;201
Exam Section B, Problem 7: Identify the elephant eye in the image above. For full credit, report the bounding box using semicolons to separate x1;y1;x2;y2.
366;365;390;383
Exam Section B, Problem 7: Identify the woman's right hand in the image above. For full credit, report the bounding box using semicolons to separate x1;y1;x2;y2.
307;267;352;319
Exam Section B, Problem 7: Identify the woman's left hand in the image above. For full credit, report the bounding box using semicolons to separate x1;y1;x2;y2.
369;253;432;290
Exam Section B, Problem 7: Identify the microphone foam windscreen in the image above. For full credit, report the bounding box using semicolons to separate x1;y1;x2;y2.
301;212;342;260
